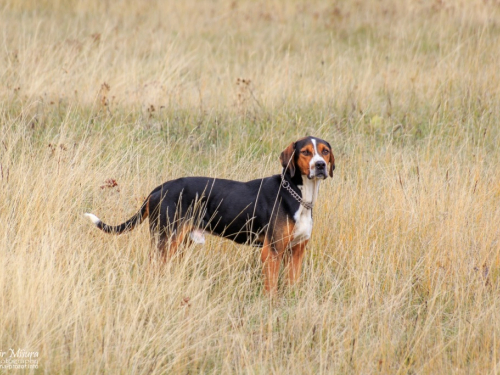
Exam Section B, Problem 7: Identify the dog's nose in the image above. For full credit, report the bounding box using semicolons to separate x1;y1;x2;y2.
315;161;326;169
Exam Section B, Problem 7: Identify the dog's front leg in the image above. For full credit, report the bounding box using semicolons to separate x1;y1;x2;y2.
261;221;294;296
261;238;284;296
285;240;308;286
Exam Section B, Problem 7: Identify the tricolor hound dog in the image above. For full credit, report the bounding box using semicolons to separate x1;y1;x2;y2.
85;136;335;294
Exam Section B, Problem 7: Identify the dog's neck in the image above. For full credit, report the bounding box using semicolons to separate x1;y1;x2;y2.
298;175;321;208
288;174;320;247
282;171;321;209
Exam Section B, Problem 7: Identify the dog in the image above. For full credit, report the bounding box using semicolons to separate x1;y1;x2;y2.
85;136;335;294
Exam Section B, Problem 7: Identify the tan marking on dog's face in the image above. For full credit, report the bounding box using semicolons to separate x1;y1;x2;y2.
316;142;330;159
296;143;315;176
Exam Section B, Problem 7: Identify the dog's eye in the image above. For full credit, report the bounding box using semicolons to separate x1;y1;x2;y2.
301;150;311;156
322;149;330;155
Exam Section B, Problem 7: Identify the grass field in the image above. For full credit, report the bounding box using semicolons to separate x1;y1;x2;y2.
2;0;500;373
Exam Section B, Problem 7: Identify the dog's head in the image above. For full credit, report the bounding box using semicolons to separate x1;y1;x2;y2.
280;137;335;179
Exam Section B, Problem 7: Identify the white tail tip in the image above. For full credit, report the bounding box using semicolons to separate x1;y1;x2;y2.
189;229;206;244
84;213;101;226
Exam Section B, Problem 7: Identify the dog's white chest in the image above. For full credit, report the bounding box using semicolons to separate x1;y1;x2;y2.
290;179;319;246
291;207;313;246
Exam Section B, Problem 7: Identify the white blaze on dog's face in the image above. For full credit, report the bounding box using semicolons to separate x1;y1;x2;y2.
308;139;326;179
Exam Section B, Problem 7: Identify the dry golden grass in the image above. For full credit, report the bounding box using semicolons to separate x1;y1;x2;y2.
2;0;500;373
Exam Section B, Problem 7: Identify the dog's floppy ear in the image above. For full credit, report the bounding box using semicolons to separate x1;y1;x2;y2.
329;151;335;177
326;142;335;178
280;142;296;177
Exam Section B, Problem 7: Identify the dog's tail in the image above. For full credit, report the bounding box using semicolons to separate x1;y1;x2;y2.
84;197;149;234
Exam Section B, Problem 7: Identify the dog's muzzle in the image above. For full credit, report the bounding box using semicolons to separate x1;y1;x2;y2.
309;161;327;179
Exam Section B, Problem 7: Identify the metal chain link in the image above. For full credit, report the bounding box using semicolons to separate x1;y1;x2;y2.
281;177;313;210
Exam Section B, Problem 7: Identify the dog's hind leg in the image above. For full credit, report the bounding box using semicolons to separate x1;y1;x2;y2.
167;223;194;259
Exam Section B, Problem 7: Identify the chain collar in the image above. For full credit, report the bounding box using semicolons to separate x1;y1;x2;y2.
281;176;313;210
